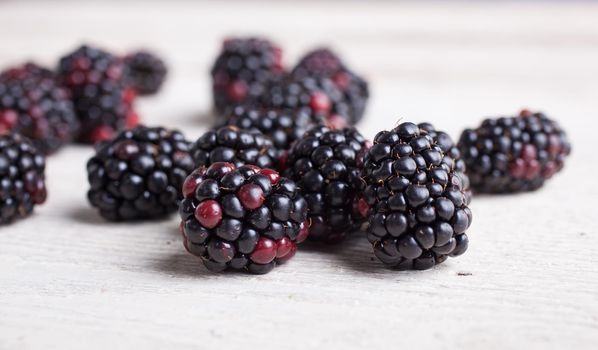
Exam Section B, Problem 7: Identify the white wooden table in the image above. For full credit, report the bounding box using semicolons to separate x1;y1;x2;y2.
1;2;597;349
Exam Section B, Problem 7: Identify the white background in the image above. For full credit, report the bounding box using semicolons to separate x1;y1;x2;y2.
1;1;597;349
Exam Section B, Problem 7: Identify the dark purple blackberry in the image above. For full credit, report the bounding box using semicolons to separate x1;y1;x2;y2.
191;125;279;170
458;110;571;193
211;37;285;113
292;48;343;78
292;48;369;124
58;45;127;89
57;45;139;144
260;76;353;128
284;125;369;243
124;50;167;95
86;125;194;221
219;105;313;152
179;162;308;274
0;132;47;224
0;63;79;154
419;122;472;203
70;80;139;144
361;122;472;270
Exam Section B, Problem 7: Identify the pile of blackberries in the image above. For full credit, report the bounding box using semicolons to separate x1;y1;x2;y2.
0;43;169;223
0;37;572;277
1;44;168;149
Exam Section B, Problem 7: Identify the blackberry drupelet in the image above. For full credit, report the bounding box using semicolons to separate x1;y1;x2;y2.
219;105;313;152
124;50;167;95
211;37;285;113
0;132;47;224
458;110;571;193
260;76;352;128
191;125;279;170
58;45;138;144
87;125;194;221
292;48;369;124
0;63;79;154
361;122;472;270
179;162;308;273
284;125;369;243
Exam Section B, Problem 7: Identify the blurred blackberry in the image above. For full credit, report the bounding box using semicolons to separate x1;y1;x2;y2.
0;63;79;154
87;125;194;221
458;110;571;193
211;37;285;113
0;132;47;224
58;45;127;89
362;122;472;270
191;125;279;170
292;48;369;124
260;76;353;128
58;45;138;144
284;125;369;243
179;162;308;274
71;80;139;143
219;105;313;152
124;50;167;95
292;48;343;78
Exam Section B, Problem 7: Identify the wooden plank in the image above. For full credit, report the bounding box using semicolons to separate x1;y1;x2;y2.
0;2;597;349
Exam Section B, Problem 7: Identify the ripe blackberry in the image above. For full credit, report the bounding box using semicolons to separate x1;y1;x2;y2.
458;110;571;193
86;125;194;221
58;45;127;89
292;48;343;78
191;125;279;170
260;76;353;128
292;48;369;124
179;162;308;274
284;125;369;243
211;37;285;113
70;80;139;143
361;122;472;270
0;63;79;154
58;45;138;144
419;122;472;203
0;132;47;224
124;50;167;95
219;105;313;152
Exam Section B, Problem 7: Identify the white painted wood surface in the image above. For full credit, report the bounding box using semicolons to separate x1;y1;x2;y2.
1;1;597;349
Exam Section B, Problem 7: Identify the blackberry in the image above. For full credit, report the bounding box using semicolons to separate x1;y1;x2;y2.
124;50;167;95
191;125;279;170
70;80;139;143
57;45;139;144
219;105;313;152
260;76;352;128
458;110;571;193
361;122;472;270
0;63;79;154
292;48;369;124
211;37;285;113
0;132;47;224
86;125;194;221
179;162;308;274
284;125;369;243
292;48;343;78
419;122;472;202
58;45;127;89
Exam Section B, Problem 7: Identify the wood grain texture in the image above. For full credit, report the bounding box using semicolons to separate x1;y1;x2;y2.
1;1;597;349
